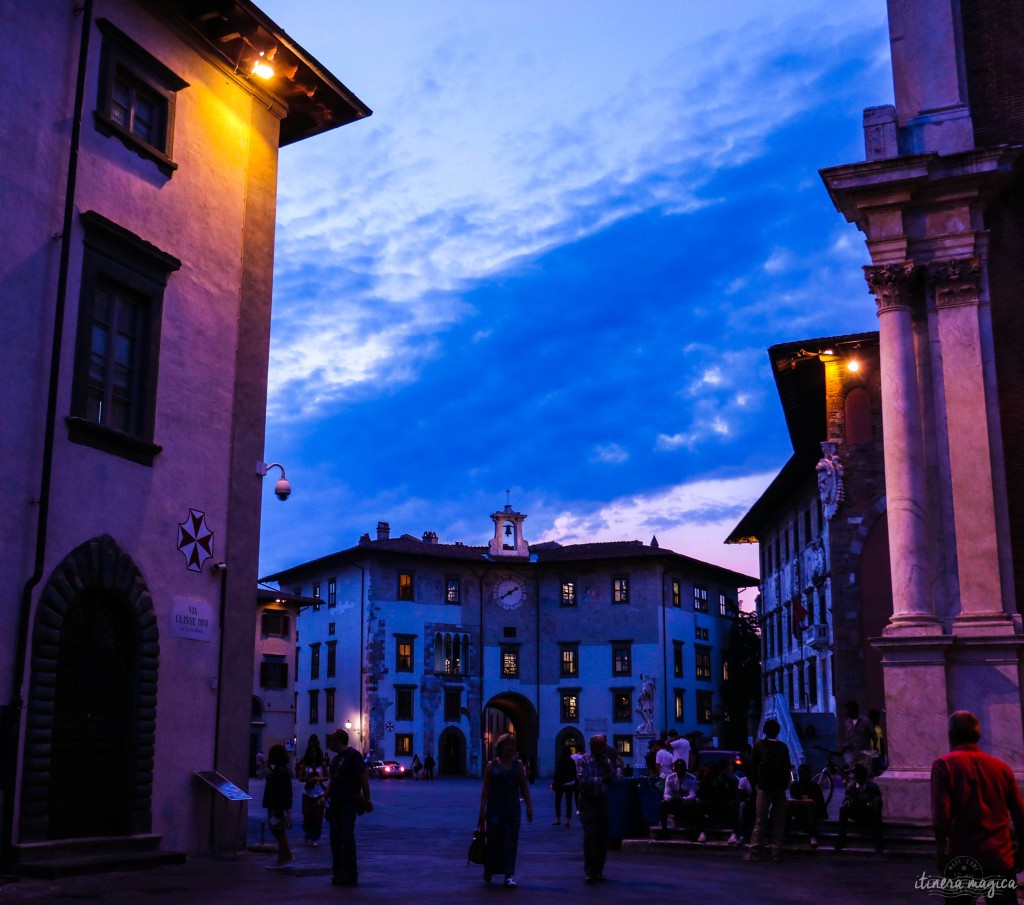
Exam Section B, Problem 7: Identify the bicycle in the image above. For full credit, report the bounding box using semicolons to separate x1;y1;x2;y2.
810;747;857;807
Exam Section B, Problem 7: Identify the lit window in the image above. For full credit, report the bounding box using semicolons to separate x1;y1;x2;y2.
312;583;320;611
674;689;685;722
612;576;630;604
693;585;708;613
561;581;577;607
446;577;461;604
396;637;414;672
612;642;632;677
328;578;337;607
399;573;414;601
671;579;681;608
560;693;579;722
695;645;711;680
613;735;633;757
501;647;519;678
395;734;413;756
559;644;578;678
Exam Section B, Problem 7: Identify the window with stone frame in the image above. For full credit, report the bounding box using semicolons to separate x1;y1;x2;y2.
696;691;713;724
260;609;290;638
95;19;188;176
395;734;413;756
69;212;180;465
561;580;577;607
328;577;337;607
612;690;632;723
560;692;579;722
611;641;632;677
673;640;684;677
326;641;337;679
325;687;336;724
613;735;633;758
446;576;461;604
693;584;709;612
396;687;414;721
310;643;321;680
398;572;415;601
396;636;415;672
671;579;681;607
501;646;519;678
259;655;288;689
695;645;711;680
308;689;319;724
612;575;630;604
559;643;579;678
674;688;685;722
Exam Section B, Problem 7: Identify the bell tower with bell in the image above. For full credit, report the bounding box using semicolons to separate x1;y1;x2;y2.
488;492;530;558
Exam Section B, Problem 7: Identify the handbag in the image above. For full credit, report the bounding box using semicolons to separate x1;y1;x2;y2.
467;828;487;865
354;791;368;816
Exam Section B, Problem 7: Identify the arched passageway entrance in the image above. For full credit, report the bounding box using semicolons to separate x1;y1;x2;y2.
483;693;538;778
438;726;467;775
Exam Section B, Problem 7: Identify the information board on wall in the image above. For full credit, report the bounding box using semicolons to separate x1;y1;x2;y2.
194;771;251;801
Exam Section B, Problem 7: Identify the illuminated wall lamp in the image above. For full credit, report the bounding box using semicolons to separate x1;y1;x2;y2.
252;49;276;79
847;359;861;373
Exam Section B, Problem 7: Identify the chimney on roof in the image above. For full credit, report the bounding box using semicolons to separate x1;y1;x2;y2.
359;533;371;546
650;535;659;548
377;521;390;541
422;531;438;544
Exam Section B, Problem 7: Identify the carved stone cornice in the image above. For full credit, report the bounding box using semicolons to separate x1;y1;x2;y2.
864;261;919;314
928;257;982;309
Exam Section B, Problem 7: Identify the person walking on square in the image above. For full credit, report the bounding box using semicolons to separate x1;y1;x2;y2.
298;733;323;781
744;718;791;862
551;740;578;826
326;728;373;887
411;753;422;780
577;733;616;883
262;744;294;869
931;710;1024;905
423;752;435;781
478;733;533;888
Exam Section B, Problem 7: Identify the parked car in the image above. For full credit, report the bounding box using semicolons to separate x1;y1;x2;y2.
365;757;386;779
379;760;409;778
691;749;744;778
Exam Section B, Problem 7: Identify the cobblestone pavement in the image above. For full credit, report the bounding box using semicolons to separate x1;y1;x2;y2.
0;777;947;904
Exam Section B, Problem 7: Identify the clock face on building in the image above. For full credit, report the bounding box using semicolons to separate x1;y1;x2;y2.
493;575;526;610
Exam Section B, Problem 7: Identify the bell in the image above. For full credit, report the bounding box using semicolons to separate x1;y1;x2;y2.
505;524;513;537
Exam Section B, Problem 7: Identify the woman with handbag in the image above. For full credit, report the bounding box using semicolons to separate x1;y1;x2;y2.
478;733;533;888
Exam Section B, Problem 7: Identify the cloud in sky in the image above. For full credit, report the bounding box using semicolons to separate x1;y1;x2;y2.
255;1;893;578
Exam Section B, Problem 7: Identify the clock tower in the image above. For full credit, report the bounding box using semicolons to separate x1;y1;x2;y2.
488;498;530;558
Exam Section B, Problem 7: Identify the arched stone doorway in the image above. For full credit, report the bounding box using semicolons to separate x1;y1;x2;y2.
438;726;467;775
483;692;538;778
553;726;584;766
20;535;159;841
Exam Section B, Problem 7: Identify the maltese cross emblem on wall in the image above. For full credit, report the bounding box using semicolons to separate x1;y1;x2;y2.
177;508;214;573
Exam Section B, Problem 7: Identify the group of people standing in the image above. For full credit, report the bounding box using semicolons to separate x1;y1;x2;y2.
261;729;373;886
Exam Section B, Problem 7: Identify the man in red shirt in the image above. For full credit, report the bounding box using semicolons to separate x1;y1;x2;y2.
931;711;1024;904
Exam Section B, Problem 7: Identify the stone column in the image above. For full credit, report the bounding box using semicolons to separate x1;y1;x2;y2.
865;262;940;633
928;257;1014;632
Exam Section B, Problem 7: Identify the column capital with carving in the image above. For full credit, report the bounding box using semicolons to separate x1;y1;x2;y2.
927;256;982;309
864;261;920;315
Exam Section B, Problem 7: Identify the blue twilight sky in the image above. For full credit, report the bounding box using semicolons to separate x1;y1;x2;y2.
255;1;893;589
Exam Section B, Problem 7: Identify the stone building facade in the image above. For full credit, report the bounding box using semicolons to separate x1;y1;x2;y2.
820;0;1024;817
728;333;887;767
260;506;756;778
0;0;368;863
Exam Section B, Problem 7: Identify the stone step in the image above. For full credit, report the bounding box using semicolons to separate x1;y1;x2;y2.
12;835;185;879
